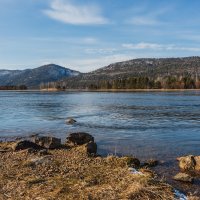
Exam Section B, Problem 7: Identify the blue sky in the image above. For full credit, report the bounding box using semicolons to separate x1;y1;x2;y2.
0;0;200;72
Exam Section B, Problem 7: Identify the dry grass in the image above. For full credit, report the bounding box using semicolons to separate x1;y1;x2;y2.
188;197;200;200
0;143;175;200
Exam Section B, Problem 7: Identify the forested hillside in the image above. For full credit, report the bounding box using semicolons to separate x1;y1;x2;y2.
0;64;80;89
44;57;200;90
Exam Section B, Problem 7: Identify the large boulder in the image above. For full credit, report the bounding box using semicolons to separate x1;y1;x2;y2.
173;172;194;183
84;141;97;155
11;140;43;151
177;155;200;171
32;136;61;149
66;132;94;146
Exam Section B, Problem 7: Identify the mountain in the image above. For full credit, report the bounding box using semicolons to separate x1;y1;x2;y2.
2;57;200;90
0;64;80;88
57;56;200;89
92;57;200;78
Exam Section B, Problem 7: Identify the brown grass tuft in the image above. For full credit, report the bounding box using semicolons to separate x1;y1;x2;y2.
0;145;175;199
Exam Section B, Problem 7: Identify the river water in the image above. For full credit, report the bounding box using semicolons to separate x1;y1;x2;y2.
1;91;200;193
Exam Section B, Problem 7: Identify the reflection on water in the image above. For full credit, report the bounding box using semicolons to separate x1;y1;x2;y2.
0;91;200;160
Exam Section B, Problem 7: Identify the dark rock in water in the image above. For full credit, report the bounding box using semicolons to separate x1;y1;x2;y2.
66;133;97;154
177;155;200;172
143;159;159;168
122;156;140;168
66;132;94;146
32;136;61;149
66;118;77;124
12;140;42;151
84;141;97;155
173;172;194;183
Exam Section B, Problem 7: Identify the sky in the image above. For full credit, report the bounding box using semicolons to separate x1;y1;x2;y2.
0;0;200;72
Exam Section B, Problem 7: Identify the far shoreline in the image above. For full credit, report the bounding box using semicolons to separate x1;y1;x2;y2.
1;88;200;92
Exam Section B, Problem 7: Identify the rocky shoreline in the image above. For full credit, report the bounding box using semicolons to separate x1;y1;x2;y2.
0;133;199;200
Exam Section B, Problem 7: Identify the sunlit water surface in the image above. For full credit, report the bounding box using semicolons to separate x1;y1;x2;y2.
1;91;200;160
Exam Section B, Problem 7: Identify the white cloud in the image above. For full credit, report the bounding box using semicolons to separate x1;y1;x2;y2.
29;36;99;45
43;0;108;25
122;42;200;52
122;42;163;50
85;48;117;54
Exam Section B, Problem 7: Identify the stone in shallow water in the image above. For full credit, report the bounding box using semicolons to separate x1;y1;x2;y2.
173;172;194;183
66;132;94;146
66;118;77;124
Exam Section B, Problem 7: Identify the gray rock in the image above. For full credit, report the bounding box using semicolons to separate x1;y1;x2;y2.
66;118;77;124
173;172;194;183
32;136;61;149
12;140;43;151
66;132;94;146
84;141;97;155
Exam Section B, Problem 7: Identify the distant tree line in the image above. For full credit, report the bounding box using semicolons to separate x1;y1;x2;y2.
40;75;200;90
40;82;66;90
0;85;27;90
86;76;199;89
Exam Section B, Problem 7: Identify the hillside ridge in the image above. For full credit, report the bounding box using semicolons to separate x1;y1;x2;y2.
0;64;80;88
55;56;200;90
